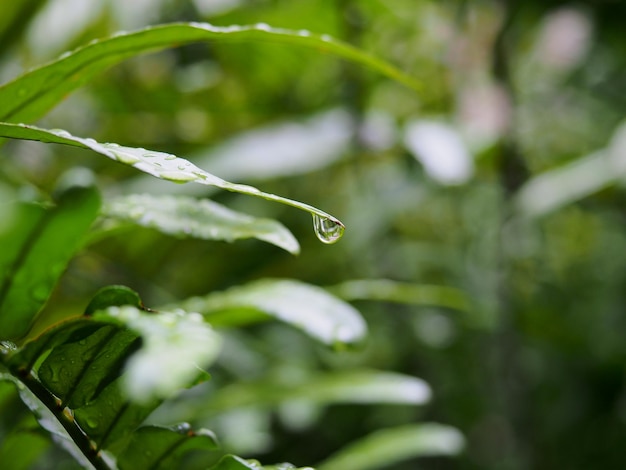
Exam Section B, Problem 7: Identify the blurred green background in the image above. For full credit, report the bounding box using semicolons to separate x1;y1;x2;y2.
2;0;626;469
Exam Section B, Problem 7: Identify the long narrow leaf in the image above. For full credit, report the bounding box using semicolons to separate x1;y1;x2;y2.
0;123;344;231
317;423;465;470
204;370;431;413
0;22;420;124
327;279;471;312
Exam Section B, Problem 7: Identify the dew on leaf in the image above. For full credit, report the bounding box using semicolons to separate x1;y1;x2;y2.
112;151;140;165
50;129;72;138
85;417;99;429
312;214;345;244
159;171;198;183
33;283;50;302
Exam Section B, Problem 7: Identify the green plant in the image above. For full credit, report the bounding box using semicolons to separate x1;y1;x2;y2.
0;21;463;470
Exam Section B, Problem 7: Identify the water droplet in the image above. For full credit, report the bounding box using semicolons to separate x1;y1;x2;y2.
174;422;192;433
85;417;99;429
143;153;160;158
320;34;332;42
164;154;177;160
106;143;120;148
83;138;96;145
298;30;311;37
50;129;72;138
33;283;50;302
160;171;197;183
312;215;344;244
255;22;271;31
113;151;140;165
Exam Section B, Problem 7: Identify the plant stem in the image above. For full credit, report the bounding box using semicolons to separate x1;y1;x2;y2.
1;352;112;470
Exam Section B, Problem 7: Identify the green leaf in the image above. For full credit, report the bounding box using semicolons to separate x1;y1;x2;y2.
204;370;431;413
327;279;471;312
5;293;220;452
212;455;314;470
6;318;157;452
84;285;145;316
37;324;140;408
0;425;50;470
73;379;159;452
0;372;99;469
96;305;221;403
102;194;300;255
117;424;219;470
175;279;367;345
0;185;101;340
0;123;345;232
0;0;47;53
316;423;465;470
0;22;420;124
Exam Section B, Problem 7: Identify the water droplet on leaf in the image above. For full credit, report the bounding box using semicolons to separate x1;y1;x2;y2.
312;215;345;244
160;171;197;183
50;129;71;138
85;417;99;429
113;151;140;165
33;283;50;302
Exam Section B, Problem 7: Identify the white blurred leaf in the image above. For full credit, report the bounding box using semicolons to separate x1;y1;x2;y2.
176;279;367;345
99;306;221;403
206;370;432;412
404;120;473;185
102;194;300;254
193;109;352;182
515;121;626;217
317;423;465;470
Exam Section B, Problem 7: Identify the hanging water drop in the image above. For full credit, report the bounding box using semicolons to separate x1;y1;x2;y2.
312;214;345;244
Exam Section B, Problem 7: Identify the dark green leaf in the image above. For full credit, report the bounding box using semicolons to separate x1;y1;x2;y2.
73;379;159;451
37;324;140;408
0;185;101;340
84;285;144;316
102;194;300;254
117;424;219;470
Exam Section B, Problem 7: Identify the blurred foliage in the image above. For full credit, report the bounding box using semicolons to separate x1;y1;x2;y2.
1;0;626;469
